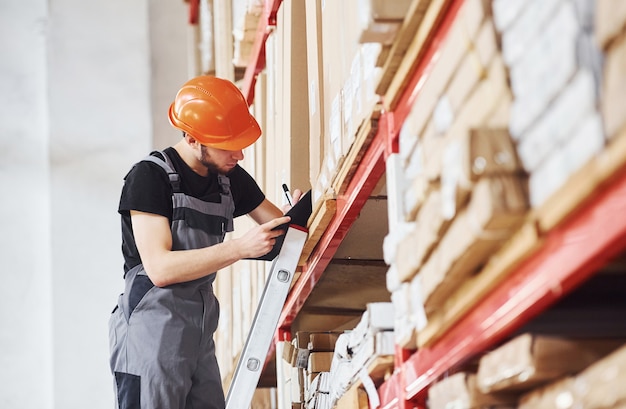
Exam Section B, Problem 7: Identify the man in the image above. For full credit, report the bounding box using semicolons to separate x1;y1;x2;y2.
109;75;301;409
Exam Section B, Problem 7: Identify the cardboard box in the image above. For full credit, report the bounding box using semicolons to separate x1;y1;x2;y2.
321;0;344;178
463;128;522;178
359;0;413;21
309;332;342;352
282;340;296;364
295;331;312;368
428;372;518;409
405;17;472;140
477;333;624;393
461;0;492;39
308;352;334;373
441;128;523;221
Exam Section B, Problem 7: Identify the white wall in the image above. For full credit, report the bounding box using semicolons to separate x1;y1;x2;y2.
0;0;189;407
1;1;53;408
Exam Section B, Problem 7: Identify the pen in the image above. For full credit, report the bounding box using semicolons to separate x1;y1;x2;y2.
282;183;293;206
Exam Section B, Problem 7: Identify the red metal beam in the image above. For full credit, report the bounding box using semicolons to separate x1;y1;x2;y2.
241;0;283;105
395;169;626;401
188;0;200;25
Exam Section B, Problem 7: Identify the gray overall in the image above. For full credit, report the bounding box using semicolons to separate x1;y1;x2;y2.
109;151;234;409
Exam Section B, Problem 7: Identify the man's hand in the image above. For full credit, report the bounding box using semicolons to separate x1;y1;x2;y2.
281;188;303;214
235;215;291;259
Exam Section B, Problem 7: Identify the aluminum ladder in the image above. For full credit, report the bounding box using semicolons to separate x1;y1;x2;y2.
225;224;308;409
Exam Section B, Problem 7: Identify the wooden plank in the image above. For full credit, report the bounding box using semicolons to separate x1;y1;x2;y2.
417;220;543;347
332;108;381;195
375;0;434;98
375;45;392;68
383;0;449;111
298;198;337;266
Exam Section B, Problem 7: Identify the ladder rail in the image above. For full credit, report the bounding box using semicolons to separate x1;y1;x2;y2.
225;225;308;409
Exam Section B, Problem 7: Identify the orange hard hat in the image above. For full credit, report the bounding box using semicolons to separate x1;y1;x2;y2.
168;76;262;150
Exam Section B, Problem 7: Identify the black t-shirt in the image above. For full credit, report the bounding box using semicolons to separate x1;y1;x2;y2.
118;147;265;273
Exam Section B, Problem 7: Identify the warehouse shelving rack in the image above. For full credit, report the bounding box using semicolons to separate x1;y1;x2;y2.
236;0;626;407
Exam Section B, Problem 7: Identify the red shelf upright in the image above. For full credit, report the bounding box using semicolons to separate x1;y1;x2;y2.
241;0;284;105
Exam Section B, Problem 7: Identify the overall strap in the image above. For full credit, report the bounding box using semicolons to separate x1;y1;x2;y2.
142;150;181;192
217;174;231;196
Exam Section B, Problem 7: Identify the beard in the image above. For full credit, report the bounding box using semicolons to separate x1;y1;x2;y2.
200;145;232;175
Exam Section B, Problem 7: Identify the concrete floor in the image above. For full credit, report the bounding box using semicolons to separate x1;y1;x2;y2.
1;0;191;407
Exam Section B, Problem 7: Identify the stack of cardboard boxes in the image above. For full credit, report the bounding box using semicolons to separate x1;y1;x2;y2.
279;331;340;408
